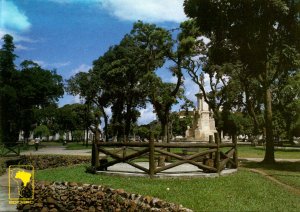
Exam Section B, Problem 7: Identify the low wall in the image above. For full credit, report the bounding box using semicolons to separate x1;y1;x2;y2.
18;181;192;212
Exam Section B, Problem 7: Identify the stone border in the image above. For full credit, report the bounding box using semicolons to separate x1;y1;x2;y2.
18;181;193;212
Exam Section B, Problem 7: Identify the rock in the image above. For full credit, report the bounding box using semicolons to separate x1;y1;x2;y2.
47;197;57;205
40;207;49;212
49;208;58;212
96;191;105;198
144;196;152;204
155;200;164;208
60;195;68;201
69;182;77;187
34;202;44;208
88;206;96;212
22;205;31;211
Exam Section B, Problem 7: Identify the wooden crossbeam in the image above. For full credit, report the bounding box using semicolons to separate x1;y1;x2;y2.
187;149;217;160
98;147;150;171
98;142;221;148
155;149;185;160
1;143;20;156
219;148;235;170
155;159;217;173
126;161;149;173
153;148;218;173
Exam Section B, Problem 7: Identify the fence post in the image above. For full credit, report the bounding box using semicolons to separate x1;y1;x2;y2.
232;134;238;168
149;132;155;178
214;133;220;174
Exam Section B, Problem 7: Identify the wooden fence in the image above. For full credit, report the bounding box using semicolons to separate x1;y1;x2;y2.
0;142;21;156
97;133;238;178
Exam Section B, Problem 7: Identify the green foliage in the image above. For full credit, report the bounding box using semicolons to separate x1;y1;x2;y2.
170;112;192;137
222;112;254;136
134;126;150;140
33;125;50;138
184;0;300;162
72;130;85;142
0;35;64;144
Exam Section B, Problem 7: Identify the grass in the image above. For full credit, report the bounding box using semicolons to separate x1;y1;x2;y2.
65;142;92;150
242;161;300;190
237;145;300;159
36;164;300;212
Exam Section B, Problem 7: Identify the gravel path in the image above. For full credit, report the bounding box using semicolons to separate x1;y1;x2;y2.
21;146;92;156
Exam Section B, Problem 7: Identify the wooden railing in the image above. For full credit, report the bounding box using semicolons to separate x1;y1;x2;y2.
97;133;238;178
0;142;21;156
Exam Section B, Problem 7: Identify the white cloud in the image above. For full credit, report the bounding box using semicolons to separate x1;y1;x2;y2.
72;95;82;104
48;0;187;23
138;104;156;125
101;0;187;23
49;0;99;4
33;60;71;69
0;0;31;32
71;64;91;75
15;44;32;51
0;29;34;43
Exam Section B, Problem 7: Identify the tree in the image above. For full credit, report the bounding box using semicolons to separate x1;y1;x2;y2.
179;19;243;136
33;125;50;139
145;75;183;142
184;0;300;163
17;60;64;142
0;34;18;145
0;35;64;146
273;71;300;143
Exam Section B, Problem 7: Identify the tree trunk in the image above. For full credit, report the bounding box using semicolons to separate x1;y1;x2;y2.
286;121;294;145
86;128;89;146
263;87;275;164
92;129;100;168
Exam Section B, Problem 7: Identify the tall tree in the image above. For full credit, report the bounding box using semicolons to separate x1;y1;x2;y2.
179;20;242;136
0;35;18;144
0;35;64;144
184;0;300;163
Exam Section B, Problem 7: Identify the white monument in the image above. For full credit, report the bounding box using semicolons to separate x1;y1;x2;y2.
185;92;217;141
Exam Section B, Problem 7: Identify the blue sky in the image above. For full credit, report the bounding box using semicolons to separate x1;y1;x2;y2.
0;0;199;124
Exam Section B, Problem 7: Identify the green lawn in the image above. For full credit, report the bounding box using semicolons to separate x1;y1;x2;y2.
242;161;300;190
237;145;300;159
36;164;300;212
65;142;92;150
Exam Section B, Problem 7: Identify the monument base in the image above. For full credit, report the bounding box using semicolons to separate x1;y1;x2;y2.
194;128;217;141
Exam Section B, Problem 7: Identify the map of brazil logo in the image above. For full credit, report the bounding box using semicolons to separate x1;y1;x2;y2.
8;165;34;204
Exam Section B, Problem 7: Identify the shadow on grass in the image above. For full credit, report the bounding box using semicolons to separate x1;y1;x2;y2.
241;161;300;173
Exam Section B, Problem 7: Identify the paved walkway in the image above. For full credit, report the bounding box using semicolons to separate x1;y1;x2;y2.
0;171;18;212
